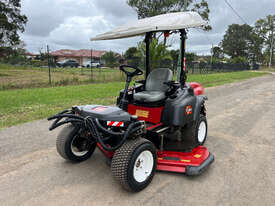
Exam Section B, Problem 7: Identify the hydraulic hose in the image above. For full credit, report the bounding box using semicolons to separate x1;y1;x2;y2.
48;111;144;151
48;113;84;121
86;117;142;151
49;118;83;131
94;118;124;136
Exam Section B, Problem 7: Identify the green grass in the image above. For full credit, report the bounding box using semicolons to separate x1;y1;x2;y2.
187;71;267;87
0;71;267;129
0;63;126;90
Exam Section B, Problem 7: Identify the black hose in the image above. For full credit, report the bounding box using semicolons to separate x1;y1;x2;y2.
49;118;83;130
47;110;71;120
86;117;142;151
48;114;84;121
48;111;143;151
95;118;124;136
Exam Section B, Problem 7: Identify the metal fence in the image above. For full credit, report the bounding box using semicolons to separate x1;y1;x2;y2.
185;62;259;74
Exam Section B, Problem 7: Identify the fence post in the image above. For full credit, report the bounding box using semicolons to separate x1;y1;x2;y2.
47;45;52;85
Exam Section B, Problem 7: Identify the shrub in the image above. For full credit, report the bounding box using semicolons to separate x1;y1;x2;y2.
229;56;248;64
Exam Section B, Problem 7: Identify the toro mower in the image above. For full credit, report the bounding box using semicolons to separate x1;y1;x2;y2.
48;11;214;192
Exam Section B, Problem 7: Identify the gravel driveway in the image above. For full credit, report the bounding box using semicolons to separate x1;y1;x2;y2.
0;74;275;206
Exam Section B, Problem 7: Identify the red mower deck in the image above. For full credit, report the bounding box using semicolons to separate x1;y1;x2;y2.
97;142;214;175
157;146;214;175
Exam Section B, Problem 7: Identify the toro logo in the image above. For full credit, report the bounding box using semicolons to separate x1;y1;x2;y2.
185;105;192;115
92;106;108;112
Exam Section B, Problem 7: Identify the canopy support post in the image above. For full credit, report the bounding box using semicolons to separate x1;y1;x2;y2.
145;32;151;78
180;29;187;86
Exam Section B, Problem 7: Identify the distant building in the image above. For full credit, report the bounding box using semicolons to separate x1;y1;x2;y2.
50;49;106;66
24;52;37;60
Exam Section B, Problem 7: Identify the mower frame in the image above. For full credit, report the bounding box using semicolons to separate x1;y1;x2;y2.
48;12;214;192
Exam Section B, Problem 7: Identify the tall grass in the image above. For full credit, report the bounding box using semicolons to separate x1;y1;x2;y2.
0;64;126;90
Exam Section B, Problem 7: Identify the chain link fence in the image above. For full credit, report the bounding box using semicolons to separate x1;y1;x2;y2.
185;62;258;74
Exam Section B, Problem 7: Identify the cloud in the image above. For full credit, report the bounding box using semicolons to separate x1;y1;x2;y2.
20;0;275;55
21;0;98;37
48;16;108;47
93;0;136;19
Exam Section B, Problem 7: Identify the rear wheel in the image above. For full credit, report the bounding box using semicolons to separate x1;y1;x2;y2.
56;124;96;162
111;138;156;192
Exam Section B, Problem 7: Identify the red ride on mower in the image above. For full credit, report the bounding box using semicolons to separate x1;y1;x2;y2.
48;11;214;192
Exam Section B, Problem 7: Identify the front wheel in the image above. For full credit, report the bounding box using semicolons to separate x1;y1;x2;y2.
111;138;157;192
182;114;208;146
196;115;207;145
56;124;96;162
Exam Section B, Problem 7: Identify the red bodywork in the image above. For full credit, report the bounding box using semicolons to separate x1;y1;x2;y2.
190;82;204;95
128;104;163;124
96;82;209;174
97;143;114;158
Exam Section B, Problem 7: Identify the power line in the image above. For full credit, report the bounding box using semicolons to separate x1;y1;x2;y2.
224;0;248;24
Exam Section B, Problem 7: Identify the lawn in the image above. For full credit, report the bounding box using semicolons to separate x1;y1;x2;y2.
0;63;126;90
0;71;267;129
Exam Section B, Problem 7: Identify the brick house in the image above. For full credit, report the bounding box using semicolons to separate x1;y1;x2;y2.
50;49;106;66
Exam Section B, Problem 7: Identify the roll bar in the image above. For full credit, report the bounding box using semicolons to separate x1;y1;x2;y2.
144;29;187;86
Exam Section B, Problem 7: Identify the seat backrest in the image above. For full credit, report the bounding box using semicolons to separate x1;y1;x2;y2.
145;68;173;91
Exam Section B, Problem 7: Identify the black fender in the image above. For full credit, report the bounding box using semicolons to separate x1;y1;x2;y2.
161;88;207;126
193;95;208;122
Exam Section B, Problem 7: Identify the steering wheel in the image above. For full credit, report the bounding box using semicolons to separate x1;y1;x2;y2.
119;65;143;78
163;80;181;96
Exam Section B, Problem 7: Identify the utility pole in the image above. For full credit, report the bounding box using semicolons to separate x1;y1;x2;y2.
210;43;213;72
47;45;52;85
90;49;93;82
269;26;274;68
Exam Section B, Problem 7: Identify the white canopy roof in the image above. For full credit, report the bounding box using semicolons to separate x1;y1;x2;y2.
91;11;206;41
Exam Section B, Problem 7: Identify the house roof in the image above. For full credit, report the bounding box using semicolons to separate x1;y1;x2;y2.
51;49;106;58
24;52;36;56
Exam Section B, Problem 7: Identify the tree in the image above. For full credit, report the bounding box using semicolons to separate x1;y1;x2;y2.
0;0;27;47
170;49;179;70
101;51;120;68
124;47;141;68
254;15;275;66
169;49;196;69
185;52;196;62
136;38;172;70
212;46;223;59
247;32;264;63
228;56;248;64
127;0;211;30
221;24;263;61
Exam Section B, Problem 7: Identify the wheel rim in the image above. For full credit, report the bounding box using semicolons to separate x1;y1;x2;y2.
71;136;89;156
198;121;206;143
133;150;154;183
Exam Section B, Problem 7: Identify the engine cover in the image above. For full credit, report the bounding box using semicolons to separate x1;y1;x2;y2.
74;105;131;122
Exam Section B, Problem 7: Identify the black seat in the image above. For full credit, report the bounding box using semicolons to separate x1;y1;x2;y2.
133;68;173;102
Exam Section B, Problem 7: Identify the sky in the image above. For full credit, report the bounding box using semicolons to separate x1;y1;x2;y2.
20;0;275;55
